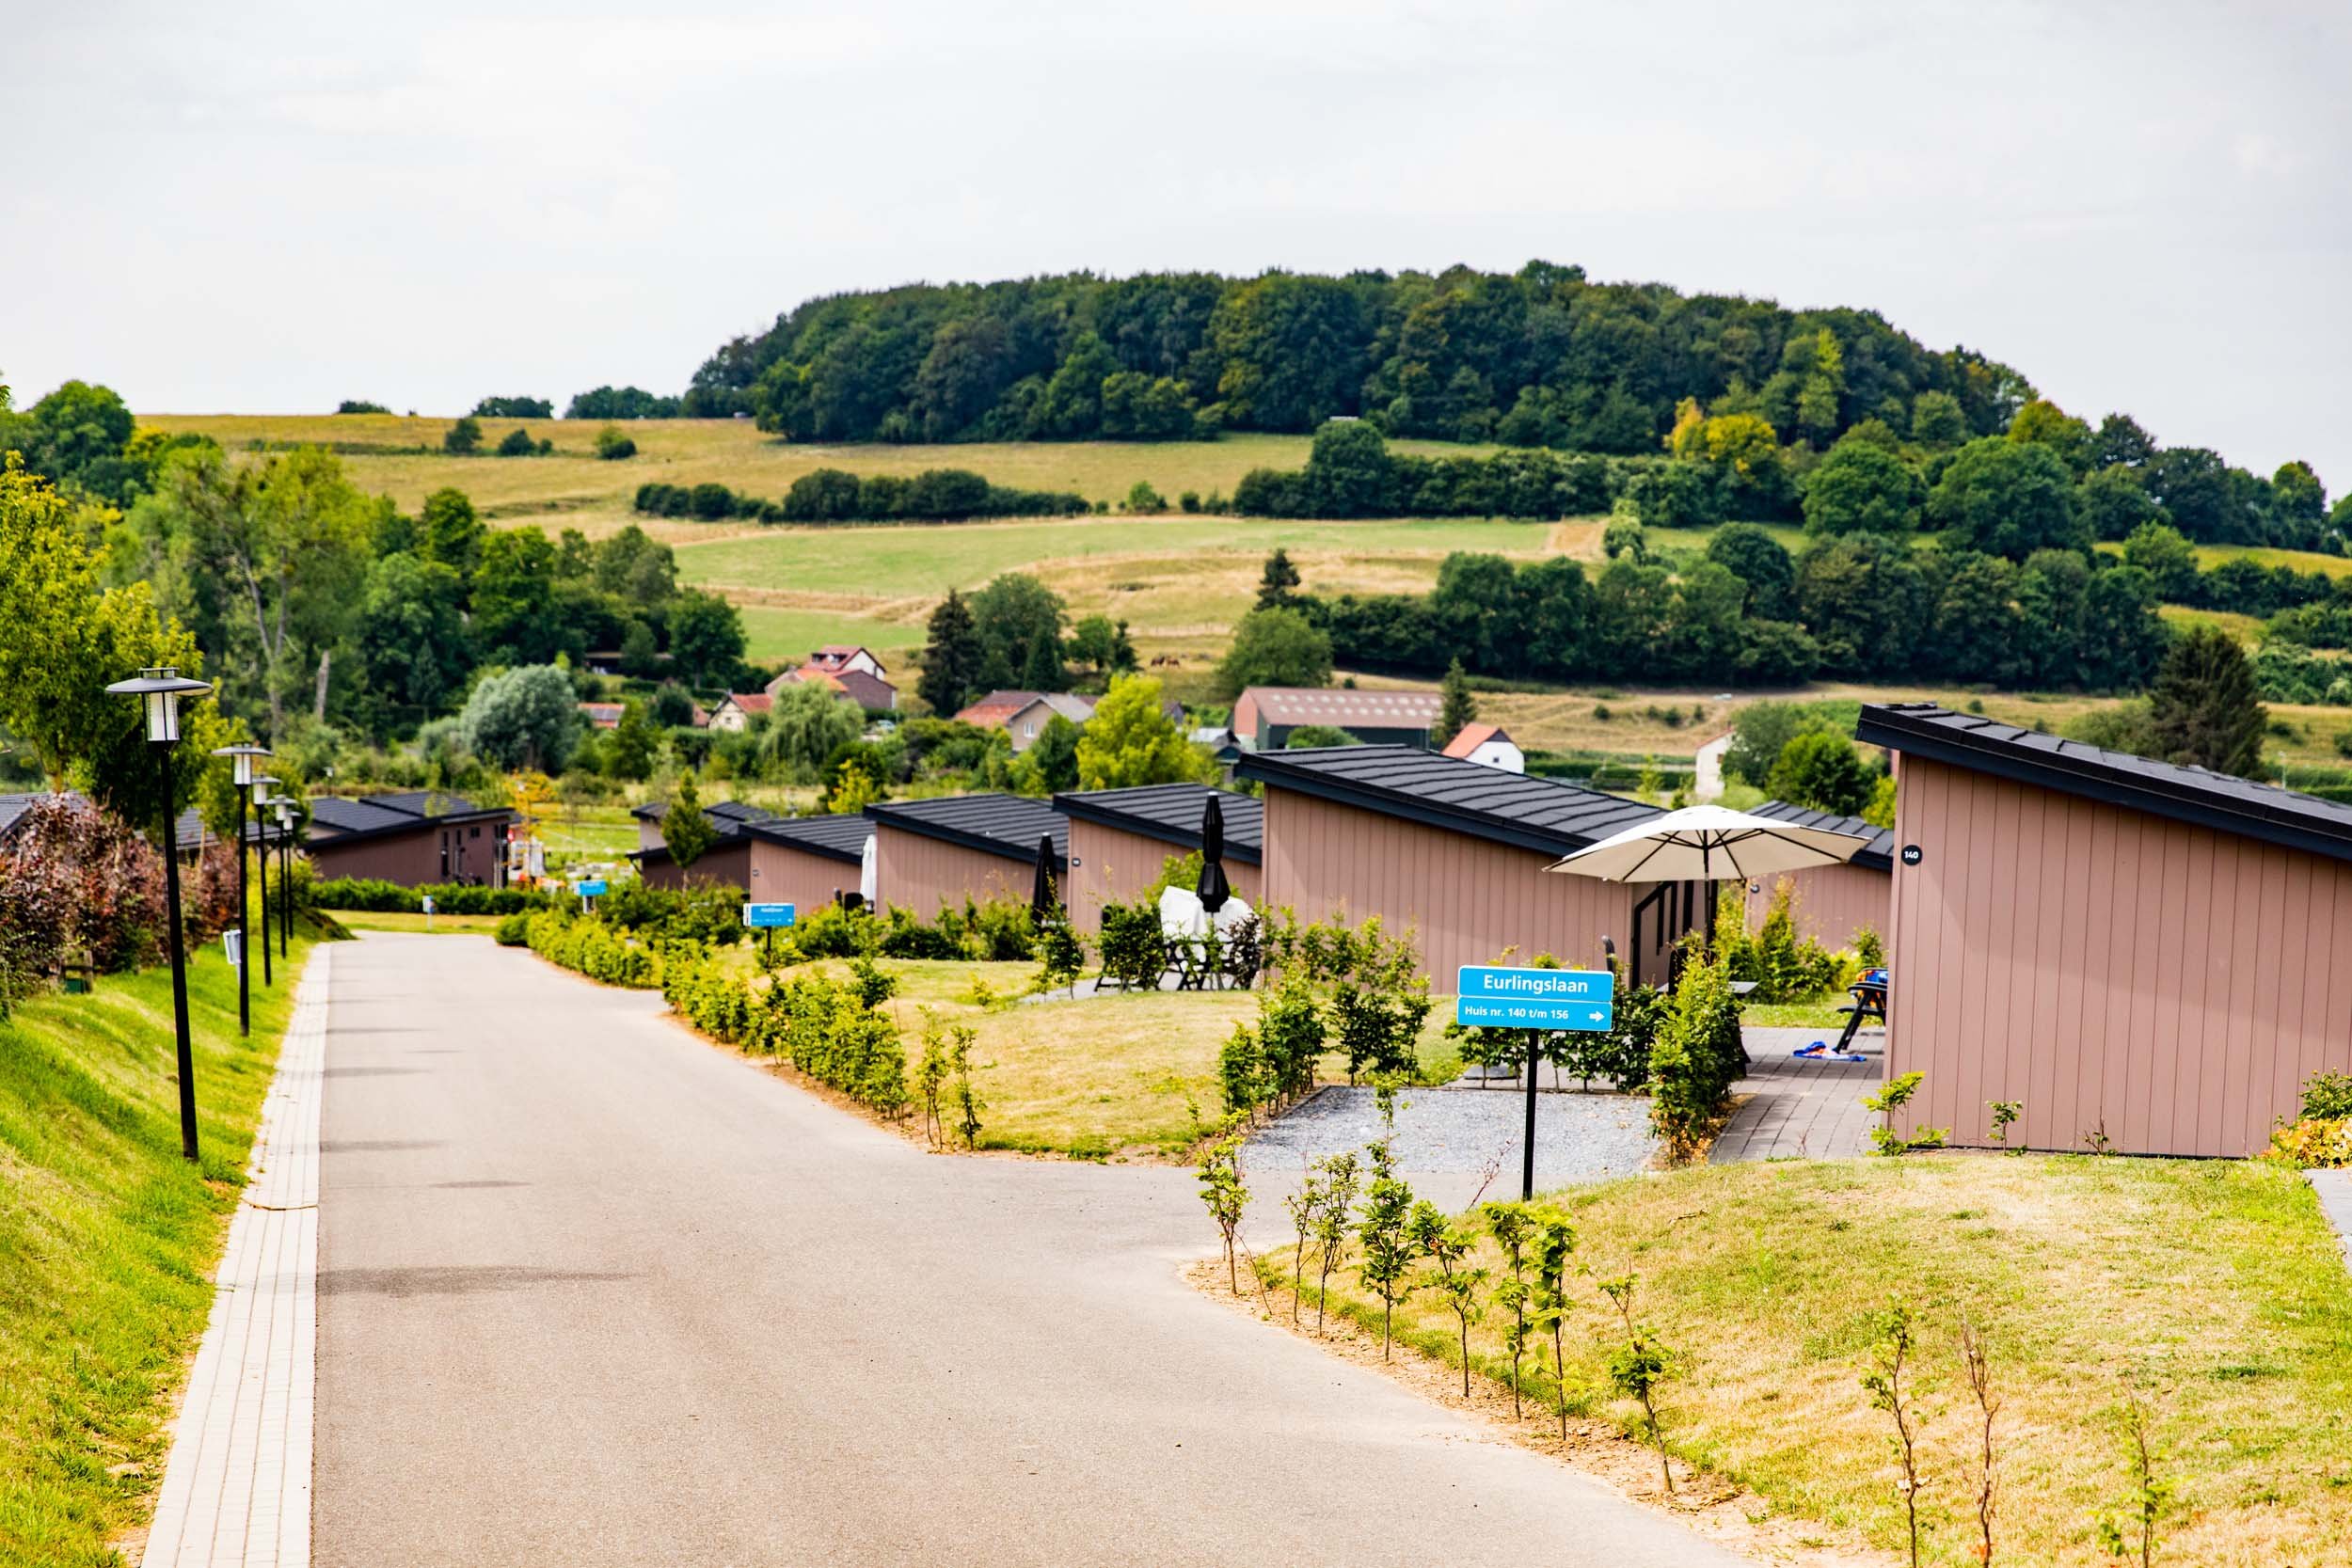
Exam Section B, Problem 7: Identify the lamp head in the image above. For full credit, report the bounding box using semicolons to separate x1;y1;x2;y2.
105;667;214;744
211;741;272;787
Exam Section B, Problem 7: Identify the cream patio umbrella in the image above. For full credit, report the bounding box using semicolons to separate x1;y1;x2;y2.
1544;804;1870;883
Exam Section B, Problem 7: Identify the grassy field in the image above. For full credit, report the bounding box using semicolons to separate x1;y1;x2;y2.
731;956;1461;1160
133;415;1490;531
738;604;928;665
338;911;505;934
1254;1152;2352;1566
0;938;315;1567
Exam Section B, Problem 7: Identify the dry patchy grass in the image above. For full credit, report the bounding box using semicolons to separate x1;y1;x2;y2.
1256;1153;2352;1566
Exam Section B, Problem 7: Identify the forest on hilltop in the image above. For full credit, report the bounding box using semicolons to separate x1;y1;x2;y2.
683;261;2031;451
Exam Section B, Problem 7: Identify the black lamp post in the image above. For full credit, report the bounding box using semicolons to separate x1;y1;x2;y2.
251;777;280;988
274;797;294;958
105;665;215;1164
211;743;271;1037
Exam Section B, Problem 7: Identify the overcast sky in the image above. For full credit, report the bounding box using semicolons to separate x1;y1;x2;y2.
7;1;2347;488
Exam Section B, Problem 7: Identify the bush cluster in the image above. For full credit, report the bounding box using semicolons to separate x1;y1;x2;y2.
519;910;662;988
662;953;909;1115
1717;881;1849;1001
1646;942;1746;1161
632;468;1089;527
312;878;557;915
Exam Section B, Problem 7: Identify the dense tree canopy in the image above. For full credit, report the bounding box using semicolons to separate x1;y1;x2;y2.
690;262;2037;453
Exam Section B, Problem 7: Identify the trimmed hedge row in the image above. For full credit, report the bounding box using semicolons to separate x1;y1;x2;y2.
313;878;557;915
661;952;908;1115
514;909;662;988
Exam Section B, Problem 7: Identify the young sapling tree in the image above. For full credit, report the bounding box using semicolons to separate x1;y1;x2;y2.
914;1009;950;1148
1532;1211;1578;1439
1863;1070;1948;1155
946;1022;986;1149
1197;1118;1250;1292
1861;1297;1929;1567
2096;1395;2172;1568
1355;1135;1417;1359
1484;1201;1534;1418
1282;1160;1325;1325
1309;1149;1359;1334
1987;1100;2022;1150
1406;1200;1487;1398
1600;1273;1674;1497
1960;1313;2000;1567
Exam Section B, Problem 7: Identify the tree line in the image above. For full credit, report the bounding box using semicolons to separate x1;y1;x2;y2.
632;469;1089;525
685;262;2036;450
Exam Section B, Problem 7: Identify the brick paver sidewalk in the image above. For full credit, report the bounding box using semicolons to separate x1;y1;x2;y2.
140;947;330;1568
1709;1025;1883;1163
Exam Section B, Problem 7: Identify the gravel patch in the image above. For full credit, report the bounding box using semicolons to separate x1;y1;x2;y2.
1247;1084;1656;1183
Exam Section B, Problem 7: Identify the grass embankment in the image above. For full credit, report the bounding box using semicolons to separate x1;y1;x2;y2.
0;939;315;1567
708;955;1459;1160
1251;1153;2352;1566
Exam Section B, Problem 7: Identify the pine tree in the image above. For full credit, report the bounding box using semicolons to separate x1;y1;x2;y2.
1434;658;1477;747
1255;547;1302;610
1020;626;1065;691
2149;625;2265;778
661;770;717;868
917;589;981;714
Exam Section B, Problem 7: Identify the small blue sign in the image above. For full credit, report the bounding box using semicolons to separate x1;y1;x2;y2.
1454;965;1614;1032
576;879;608;898
742;902;797;929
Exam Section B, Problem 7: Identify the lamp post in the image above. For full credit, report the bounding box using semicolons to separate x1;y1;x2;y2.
275;797;294;958
252;777;280;988
105;665;215;1164
211;743;271;1037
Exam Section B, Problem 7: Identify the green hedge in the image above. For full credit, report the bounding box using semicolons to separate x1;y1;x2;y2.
519;910;662;988
312;878;556;916
661;952;908;1115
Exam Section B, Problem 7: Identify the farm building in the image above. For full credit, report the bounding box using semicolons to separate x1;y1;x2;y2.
866;794;1068;914
635;812;872;905
1232;688;1441;752
1740;800;1892;953
1856;702;2352;1158
1439;722;1524;773
303;792;515;887
1052;784;1263;931
1234;746;1698;988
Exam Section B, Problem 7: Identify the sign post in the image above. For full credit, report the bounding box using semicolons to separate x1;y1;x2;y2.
1455;965;1615;1200
742;902;796;961
421;894;436;932
575;877;607;913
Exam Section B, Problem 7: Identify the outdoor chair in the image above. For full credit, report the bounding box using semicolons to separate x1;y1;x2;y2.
1833;966;1889;1053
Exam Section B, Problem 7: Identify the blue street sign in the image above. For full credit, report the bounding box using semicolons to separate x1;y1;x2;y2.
1454;965;1614;1032
576;879;609;898
742;902;797;929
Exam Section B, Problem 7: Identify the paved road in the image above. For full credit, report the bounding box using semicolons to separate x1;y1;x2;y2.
316;935;1741;1566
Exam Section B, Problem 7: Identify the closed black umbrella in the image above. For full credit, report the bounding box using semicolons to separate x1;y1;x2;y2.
1031;832;1058;919
1198;794;1231;914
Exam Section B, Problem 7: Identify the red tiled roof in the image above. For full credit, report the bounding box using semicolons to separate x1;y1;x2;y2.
1441;721;1509;759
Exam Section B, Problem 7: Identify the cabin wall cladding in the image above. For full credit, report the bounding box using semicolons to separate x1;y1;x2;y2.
639;840;753;894
1257;789;1639;986
1065;819;1263;933
1887;756;2352;1158
1745;863;1890;954
874;827;1031;915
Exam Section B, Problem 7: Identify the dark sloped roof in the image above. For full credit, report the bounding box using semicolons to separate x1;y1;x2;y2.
1052;784;1263;865
628;798;778;835
1750;800;1895;872
1237;745;1661;857
1855;703;2352;864
865;793;1068;865
744;813;873;864
1242;688;1441;729
0;792;52;841
307;791;510;843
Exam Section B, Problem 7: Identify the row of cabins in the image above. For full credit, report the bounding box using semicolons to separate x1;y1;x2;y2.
234;695;2352;1163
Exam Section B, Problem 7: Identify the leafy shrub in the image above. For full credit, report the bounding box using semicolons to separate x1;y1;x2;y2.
595;425;637;461
1646;942;1744;1161
2;797;167;977
1719;880;1843;1001
522;910;661;988
790;902;871;958
494;911;532;946
2265;1117;2352;1168
1097;901;1167;990
664;957;910;1117
2301;1070;2352;1122
495;427;537;457
596;880;744;945
313;877;556;916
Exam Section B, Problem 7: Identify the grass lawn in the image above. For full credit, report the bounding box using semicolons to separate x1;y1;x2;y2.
0;938;316;1567
738;604;927;665
337;911;505;934
532;801;642;869
132;417;1487;530
731;956;1460;1160
1254;1153;2352;1566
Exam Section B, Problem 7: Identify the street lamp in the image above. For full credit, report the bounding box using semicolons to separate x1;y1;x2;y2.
210;743;271;1038
250;777;281;989
275;796;295;958
105;665;214;1164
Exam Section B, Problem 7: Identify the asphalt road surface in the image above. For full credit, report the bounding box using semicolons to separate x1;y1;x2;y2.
315;935;1741;1566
